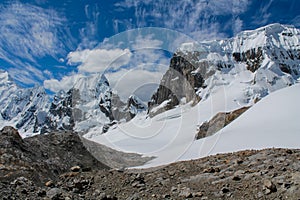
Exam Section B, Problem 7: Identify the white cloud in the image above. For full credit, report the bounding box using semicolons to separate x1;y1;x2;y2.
106;67;167;101
129;47;170;71
44;74;82;93
102;31;173;68
67;48;132;73
44;65;167;101
132;34;163;50
65;30;172;100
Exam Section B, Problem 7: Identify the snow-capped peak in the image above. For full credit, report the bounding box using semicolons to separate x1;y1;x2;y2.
149;23;300;118
127;95;147;116
179;24;300;53
0;70;13;86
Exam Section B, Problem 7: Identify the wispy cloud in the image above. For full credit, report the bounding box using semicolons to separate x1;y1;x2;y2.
291;15;300;27
0;3;73;85
233;17;244;35
0;3;69;62
78;4;100;49
9;65;45;86
251;0;274;26
115;0;250;40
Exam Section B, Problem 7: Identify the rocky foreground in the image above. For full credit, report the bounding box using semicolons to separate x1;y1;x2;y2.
0;126;300;199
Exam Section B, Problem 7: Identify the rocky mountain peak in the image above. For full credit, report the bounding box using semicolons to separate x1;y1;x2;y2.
0;70;150;135
148;53;203;115
43;73;114;134
148;24;300;116
127;95;147;118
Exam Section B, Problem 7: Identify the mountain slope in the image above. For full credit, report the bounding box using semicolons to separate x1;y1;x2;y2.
87;81;300;168
0;126;109;185
87;24;300;168
2;147;300;199
182;82;300;160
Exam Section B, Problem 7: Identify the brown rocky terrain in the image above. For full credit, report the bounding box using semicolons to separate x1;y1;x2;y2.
196;106;250;139
1;126;300;200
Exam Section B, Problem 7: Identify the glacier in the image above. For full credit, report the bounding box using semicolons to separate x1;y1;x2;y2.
85;23;300;168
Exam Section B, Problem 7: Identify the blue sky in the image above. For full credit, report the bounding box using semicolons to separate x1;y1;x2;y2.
0;0;300;100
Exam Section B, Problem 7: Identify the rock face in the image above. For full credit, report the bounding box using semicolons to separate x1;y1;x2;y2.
149;23;300;115
1;132;299;200
232;47;263;72
148;53;204;115
41;89;76;133
196;106;250;139
57;74;114;133
102;94;147;133
127;95;147;118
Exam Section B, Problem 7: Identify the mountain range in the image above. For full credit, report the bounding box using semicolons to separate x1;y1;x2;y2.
0;71;147;136
0;23;299;141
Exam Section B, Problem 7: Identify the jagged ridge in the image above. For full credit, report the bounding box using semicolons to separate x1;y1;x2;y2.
149;23;300;115
0;72;147;136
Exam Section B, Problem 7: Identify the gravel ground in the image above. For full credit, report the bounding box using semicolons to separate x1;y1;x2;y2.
1;126;300;200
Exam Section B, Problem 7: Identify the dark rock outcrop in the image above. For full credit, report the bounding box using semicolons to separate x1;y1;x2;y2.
102;94;148;133
148;53;204;115
233;47;263;72
196;106;250;139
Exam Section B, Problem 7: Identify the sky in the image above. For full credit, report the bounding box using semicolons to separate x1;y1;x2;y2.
0;0;300;100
